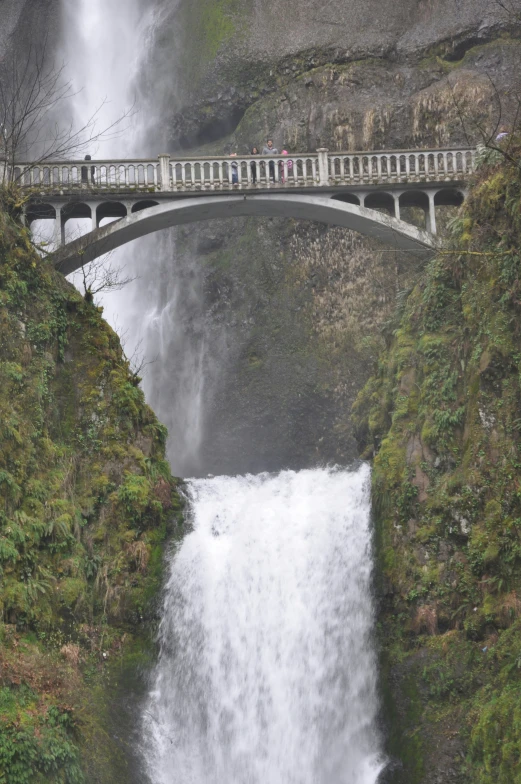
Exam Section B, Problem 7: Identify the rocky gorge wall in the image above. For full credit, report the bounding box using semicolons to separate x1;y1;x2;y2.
134;0;521;476
354;141;521;784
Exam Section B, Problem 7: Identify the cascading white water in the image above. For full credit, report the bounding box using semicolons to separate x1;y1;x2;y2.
143;464;384;784
61;0;217;477
60;9;385;781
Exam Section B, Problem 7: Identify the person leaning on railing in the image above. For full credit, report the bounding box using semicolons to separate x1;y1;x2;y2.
262;138;279;182
81;154;96;185
229;152;239;184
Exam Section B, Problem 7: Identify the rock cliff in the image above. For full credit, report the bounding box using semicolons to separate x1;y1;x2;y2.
354;141;521;784
0;191;182;783
138;0;520;477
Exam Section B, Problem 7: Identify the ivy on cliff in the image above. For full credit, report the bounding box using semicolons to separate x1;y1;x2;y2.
0;192;183;783
353;139;521;783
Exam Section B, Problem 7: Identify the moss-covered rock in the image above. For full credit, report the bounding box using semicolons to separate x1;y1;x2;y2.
354;139;521;783
0;189;183;783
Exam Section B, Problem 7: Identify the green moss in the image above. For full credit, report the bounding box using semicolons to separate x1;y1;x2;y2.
178;0;249;83
354;137;521;781
0;192;183;782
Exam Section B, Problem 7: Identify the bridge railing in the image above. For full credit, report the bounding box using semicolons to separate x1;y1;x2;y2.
9;147;476;193
328;149;476;183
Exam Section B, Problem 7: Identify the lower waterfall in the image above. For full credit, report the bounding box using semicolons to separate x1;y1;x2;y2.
142;464;384;784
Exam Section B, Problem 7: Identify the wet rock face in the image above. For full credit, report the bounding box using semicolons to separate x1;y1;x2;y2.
135;0;521;477
0;0;61;60
149;0;511;148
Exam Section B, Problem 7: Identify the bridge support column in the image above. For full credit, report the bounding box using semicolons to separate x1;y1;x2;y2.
88;202;102;230
159;154;171;191
53;206;65;248
393;194;401;221
317;148;329;186
427;191;437;234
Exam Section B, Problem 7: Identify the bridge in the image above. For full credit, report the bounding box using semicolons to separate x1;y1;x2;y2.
8;147;476;275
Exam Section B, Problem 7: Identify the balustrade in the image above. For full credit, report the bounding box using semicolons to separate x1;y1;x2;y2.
10;147;476;195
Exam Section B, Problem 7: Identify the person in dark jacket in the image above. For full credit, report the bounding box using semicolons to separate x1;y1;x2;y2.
262;138;279;182
250;146;259;184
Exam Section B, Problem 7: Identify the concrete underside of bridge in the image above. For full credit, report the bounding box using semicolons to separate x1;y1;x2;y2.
52;193;437;275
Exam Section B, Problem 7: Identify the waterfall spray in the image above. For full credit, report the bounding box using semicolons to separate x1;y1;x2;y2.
61;0;220;477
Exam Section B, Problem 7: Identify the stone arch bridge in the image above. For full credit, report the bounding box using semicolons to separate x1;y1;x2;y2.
10;147;475;275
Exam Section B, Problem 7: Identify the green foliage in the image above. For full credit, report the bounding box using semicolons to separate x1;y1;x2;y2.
353;138;521;781
0;702;84;784
0;194;182;781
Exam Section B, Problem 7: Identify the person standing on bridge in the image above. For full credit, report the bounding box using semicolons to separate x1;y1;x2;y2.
250;146;259;184
229;152;239;185
81;154;96;185
262;138;279;182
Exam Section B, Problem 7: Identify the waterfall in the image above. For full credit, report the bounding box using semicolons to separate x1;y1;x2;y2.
142;464;384;784
60;9;385;782
61;0;219;477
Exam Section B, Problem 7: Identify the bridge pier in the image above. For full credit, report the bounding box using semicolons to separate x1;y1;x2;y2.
393;194;401;221
428;192;437;234
53;205;65;248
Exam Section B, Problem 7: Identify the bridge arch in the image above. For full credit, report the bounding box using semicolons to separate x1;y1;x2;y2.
97;201;127;227
26;202;56;226
434;188;465;208
131;199;160;214
331;193;361;206
365;191;396;217
52;193;437;276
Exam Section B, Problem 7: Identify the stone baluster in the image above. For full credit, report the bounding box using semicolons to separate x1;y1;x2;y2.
158;154;171;191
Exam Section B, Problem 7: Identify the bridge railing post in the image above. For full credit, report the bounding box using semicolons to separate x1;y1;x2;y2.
317;148;329;186
158;154;171;191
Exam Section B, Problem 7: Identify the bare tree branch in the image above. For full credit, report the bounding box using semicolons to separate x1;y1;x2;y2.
0;35;134;183
78;254;137;304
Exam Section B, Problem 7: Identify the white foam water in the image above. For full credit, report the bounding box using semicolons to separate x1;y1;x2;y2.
143;464;384;784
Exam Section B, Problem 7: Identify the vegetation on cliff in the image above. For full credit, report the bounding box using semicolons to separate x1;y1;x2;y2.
353;140;521;783
0;191;182;783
